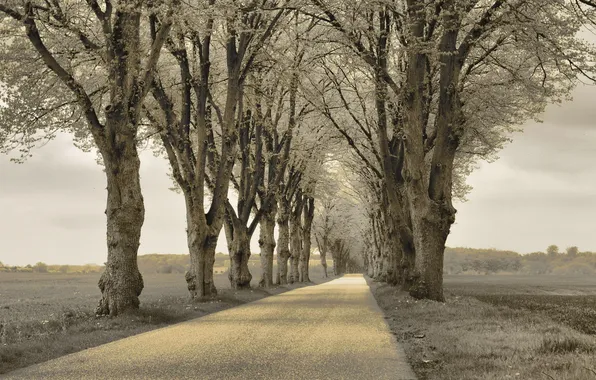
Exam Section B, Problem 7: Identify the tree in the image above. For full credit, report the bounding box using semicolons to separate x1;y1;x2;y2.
33;262;48;273
547;245;560;257
0;1;175;315
314;198;335;278
566;246;579;258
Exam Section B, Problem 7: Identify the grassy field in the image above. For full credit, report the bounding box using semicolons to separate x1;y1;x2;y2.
372;274;596;380
0;262;332;374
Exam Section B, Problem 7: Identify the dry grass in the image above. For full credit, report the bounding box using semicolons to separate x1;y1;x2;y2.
371;276;596;380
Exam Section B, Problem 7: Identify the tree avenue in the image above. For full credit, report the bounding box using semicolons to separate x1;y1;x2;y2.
1;0;595;315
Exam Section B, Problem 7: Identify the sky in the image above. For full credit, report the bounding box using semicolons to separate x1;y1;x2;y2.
1;84;596;266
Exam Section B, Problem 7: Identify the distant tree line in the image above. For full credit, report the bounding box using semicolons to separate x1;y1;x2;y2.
444;246;596;275
0;261;103;274
0;254;337;276
6;245;592;277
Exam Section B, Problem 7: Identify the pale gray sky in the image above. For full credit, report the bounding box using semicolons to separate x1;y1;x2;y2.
1;84;595;266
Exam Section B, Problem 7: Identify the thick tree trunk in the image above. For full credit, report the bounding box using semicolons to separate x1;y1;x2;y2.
258;204;277;288
409;202;454;302
185;210;218;299
96;135;144;317
228;225;253;289
406;7;463;301
276;198;291;285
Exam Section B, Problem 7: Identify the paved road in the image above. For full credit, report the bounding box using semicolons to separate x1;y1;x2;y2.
3;275;416;380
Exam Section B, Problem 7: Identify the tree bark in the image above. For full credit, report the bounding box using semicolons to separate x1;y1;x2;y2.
228;224;253;289
276;196;291;285
185;207;218;299
258;203;277;288
299;196;315;282
288;194;303;284
96;131;144;317
406;1;463;302
408;202;453;301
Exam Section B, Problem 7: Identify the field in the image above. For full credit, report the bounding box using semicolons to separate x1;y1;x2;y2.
372;274;596;380
5;271;592;379
446;275;596;335
0;262;332;374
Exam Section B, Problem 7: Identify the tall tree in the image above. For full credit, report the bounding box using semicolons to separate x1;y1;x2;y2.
0;1;175;315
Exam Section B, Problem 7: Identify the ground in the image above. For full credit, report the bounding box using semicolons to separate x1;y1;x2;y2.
371;274;596;380
3;272;595;378
0;264;330;375
3;275;415;380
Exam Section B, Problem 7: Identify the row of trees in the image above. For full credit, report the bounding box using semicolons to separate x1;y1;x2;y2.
444;246;596;275
324;0;596;300
0;262;103;274
2;1;595;315
7;244;594;276
0;0;366;316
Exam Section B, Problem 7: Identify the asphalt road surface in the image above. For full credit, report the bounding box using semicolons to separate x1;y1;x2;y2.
3;274;416;380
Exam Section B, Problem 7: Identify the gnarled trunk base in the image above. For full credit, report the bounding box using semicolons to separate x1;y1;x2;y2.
96;263;143;316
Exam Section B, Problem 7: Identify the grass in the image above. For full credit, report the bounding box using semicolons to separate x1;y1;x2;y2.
0;264;331;375
371;274;596;380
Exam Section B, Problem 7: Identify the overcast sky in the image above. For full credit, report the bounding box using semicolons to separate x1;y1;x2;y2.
1;83;596;266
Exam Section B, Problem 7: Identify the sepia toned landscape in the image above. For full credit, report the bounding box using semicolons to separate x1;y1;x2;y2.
2;0;596;379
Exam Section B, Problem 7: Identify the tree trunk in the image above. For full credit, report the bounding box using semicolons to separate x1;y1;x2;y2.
185;209;218;299
96;134;144;317
258;203;277;288
407;5;463;302
289;208;302;284
276;198;291;285
228;224;253;289
317;235;328;278
408;202;453;302
299;197;315;282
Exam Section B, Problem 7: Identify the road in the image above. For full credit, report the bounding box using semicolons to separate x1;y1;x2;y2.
3;274;416;380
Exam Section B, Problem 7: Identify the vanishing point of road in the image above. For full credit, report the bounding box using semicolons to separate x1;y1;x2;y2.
3;275;416;380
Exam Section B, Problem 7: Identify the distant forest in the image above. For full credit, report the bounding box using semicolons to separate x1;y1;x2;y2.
2;245;594;275
444;246;596;275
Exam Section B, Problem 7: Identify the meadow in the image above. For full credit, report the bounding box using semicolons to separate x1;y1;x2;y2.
372;274;596;380
0;261;331;374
